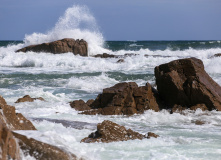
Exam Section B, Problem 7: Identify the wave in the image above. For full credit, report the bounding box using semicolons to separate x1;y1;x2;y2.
22;5;108;55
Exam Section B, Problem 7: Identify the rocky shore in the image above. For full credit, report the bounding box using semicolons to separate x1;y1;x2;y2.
1;43;221;159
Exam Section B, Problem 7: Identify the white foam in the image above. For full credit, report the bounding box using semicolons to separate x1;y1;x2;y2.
23;5;108;55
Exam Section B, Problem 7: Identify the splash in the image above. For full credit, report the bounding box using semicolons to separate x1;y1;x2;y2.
23;5;108;55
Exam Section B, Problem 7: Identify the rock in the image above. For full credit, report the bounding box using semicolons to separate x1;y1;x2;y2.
190;104;208;111
191;120;205;125
70;99;91;111
81;120;144;143
171;104;187;114
81;82;162;115
15;95;45;103
93;53;116;58
117;59;125;63
145;132;160;139
13;132;80;160
155;57;221;111
0;121;21;160
16;38;88;56
0;96;36;130
210;53;221;58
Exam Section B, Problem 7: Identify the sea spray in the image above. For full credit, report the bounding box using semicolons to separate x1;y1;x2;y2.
23;5;108;55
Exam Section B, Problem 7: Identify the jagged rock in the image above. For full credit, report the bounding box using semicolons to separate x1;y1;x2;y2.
16;38;88;56
0;96;36;130
70;99;91;111
93;53;116;58
81;120;146;143
15;95;45;103
0;121;21;160
13;132;80;160
80;82;162;115
155;57;221;111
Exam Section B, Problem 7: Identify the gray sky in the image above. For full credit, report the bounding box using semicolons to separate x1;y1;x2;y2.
1;0;221;40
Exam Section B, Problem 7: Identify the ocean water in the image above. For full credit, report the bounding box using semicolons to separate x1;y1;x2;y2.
1;5;221;160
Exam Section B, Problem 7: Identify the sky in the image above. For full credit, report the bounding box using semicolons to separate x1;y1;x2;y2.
1;0;221;40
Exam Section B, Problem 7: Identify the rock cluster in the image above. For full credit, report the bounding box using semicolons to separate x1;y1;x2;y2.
0;95;80;160
71;57;221;115
16;38;88;56
71;82;162;115
81;120;158;143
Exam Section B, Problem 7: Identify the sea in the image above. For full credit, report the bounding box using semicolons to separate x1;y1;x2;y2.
0;5;221;160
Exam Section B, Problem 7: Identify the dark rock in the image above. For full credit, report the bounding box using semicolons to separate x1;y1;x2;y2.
13;132;80;160
70;99;91;111
81;120;144;143
81;82;162;115
145;132;160;139
0;121;20;160
16;38;88;56
155;57;221;111
15;95;45;103
93;53;116;58
86;99;94;106
117;59;125;63
210;53;221;58
0;96;36;130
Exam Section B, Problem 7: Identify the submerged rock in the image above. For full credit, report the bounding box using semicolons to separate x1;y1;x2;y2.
81;120;158;143
155;57;221;111
16;38;88;56
15;95;45;103
0;96;36;130
79;82;162;115
13;132;80;160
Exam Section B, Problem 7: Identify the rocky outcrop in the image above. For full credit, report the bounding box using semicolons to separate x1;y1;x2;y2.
13;132;79;160
15;95;45;103
78;82;162;115
0;121;21;160
155;57;221;111
81;120;158;143
16;38;88;56
0;96;36;130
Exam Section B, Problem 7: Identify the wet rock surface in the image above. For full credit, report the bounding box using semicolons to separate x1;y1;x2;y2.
0;121;21;160
81;120;158;143
0;96;36;130
79;82;162;115
13;132;80;160
16;38;88;56
155;57;221;111
15;95;45;103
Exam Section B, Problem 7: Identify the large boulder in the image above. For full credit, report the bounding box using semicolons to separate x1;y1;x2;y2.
81;120;158;143
13;132;79;160
0;121;21;160
0;96;36;130
155;57;221;111
78;82;162;115
16;38;88;56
